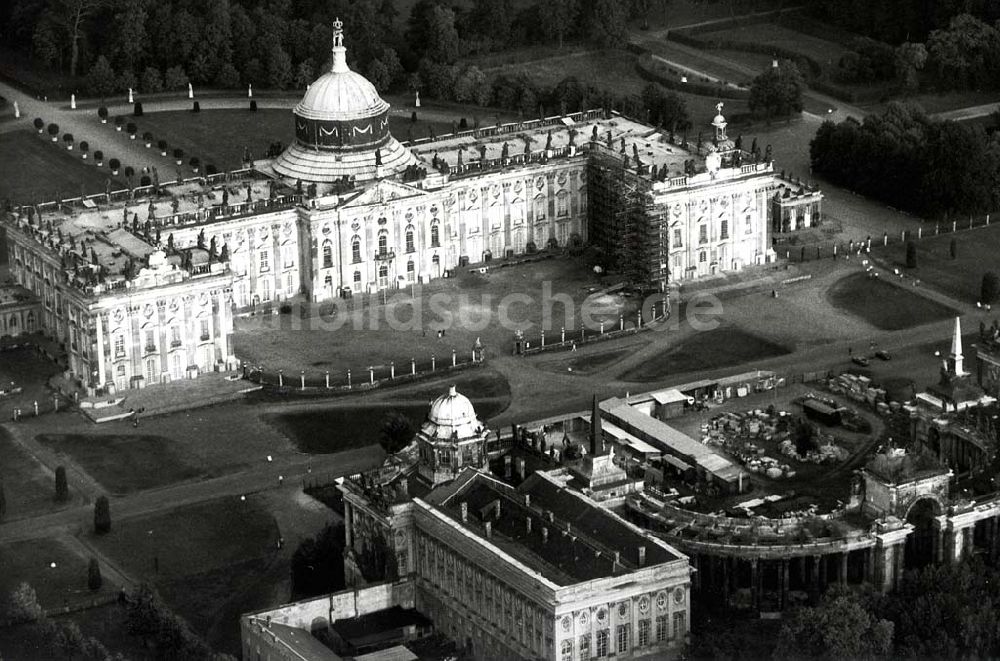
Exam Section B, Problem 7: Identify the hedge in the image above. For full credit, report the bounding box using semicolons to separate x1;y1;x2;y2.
635;55;751;100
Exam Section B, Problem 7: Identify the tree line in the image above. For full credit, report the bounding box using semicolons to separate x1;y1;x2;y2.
810;102;1000;218
2;0;666;98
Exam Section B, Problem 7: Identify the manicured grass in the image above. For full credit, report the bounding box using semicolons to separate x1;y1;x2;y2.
0;538;118;611
233;256;638;379
395;366;512;402
827;271;959;330
88;495;278;581
132;109;454;172
35;434;203;495
620;327;790;381
699;22;848;68
0;131;124;204
886;224;1000;305
0;428;71;519
269;397;509;454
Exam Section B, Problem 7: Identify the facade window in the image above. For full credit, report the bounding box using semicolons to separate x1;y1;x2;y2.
146;359;156;381
672;228;682;249
579;634;591;659
378;233;388;255
353;271;361;285
561;640;572;661
699;251;706;263
431;223;440;247
114;334;125;356
699;224;708;244
745;213;753;232
720;219;729;239
655;615;669;642
322;241;332;268
144;330;155;352
284;246;295;268
324;274;333;287
117;364;126;376
596;630;609;657
171;326;181;346
260;250;269;271
407;260;415;280
405;227;415;253
672;611;686;639
557;193;569;217
286;273;294;294
200;319;210;341
639;619;651;647
432;254;440;266
616;624;629;654
261;278;271;301
351;237;361;263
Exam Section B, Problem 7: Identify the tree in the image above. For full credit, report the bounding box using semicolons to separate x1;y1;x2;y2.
86;55;116;97
895;42;928;92
379;411;415;454
94;495;111;533
87;557;102;591
775;586;893;659
266;40;293;90
414;3;461;64
54;620;86;659
470;0;514;48
111;0;149;75
141;66;162;93
453;65;490;105
5;582;43;624
51;0;105;77
290;522;346;599
163;65;189;91
585;0;628;48
33;20;61;70
793;418;818;456
55;465;68;501
905;241;917;268
982;272;999;304
749;60;805;119
926;14;1000;90
539;0;579;49
366;47;402;93
641;83;689;133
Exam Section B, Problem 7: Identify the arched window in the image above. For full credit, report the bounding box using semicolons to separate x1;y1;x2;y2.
378;233;388;255
405;226;415;253
351;236;361;263
557;191;569;217
322;241;332;268
431;222;440;247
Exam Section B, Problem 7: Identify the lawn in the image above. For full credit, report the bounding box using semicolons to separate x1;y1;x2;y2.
268;397;509;454
884;224;1000;305
0;131;123;204
0;537;119;611
699;22;848;69
35;434;203;495
89;495;277;581
233;255;639;379
131;109;454;172
827;271;960;330
620;327;790;381
0;428;74;519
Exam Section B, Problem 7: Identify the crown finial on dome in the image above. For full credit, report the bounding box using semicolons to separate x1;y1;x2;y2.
448;385;457;397
331;17;349;73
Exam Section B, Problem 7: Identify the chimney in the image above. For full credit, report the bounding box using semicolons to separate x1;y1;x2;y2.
613;551;620;564
638;546;646;567
494;500;501;519
524;494;530;507
504;455;512;478
461;502;468;522
542;527;549;543
526;517;532;533
485;521;492;538
547;510;555;522
399;478;408;496
516;458;526;480
590;394;603;456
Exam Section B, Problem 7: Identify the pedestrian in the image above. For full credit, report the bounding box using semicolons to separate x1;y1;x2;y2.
278;474;284;486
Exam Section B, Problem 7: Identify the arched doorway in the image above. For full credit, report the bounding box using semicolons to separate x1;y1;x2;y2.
905;497;941;569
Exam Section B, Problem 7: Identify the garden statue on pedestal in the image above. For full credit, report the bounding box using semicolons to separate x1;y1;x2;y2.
479;144;487;162
128;88;133;103
71;94;76;110
248;84;253;98
415;90;420;107
501;142;509;161
188;83;193;99
13;100;19;118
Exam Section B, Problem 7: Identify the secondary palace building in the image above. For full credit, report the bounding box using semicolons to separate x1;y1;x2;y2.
2;20;778;392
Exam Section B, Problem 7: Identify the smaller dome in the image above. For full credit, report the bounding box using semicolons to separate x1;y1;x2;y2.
423;386;482;440
712;113;726;127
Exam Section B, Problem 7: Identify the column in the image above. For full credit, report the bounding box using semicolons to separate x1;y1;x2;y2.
344;501;353;549
865;546;875;584
216;290;230;360
839;552;849;585
692;554;701;592
963;527;974;561
933;526;944;565
95;312;106;388
893;543;904;590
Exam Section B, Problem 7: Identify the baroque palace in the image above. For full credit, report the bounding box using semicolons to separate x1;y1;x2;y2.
1;20;788;393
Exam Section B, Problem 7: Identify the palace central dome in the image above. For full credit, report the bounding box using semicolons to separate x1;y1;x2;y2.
422;386;482;440
271;18;416;186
